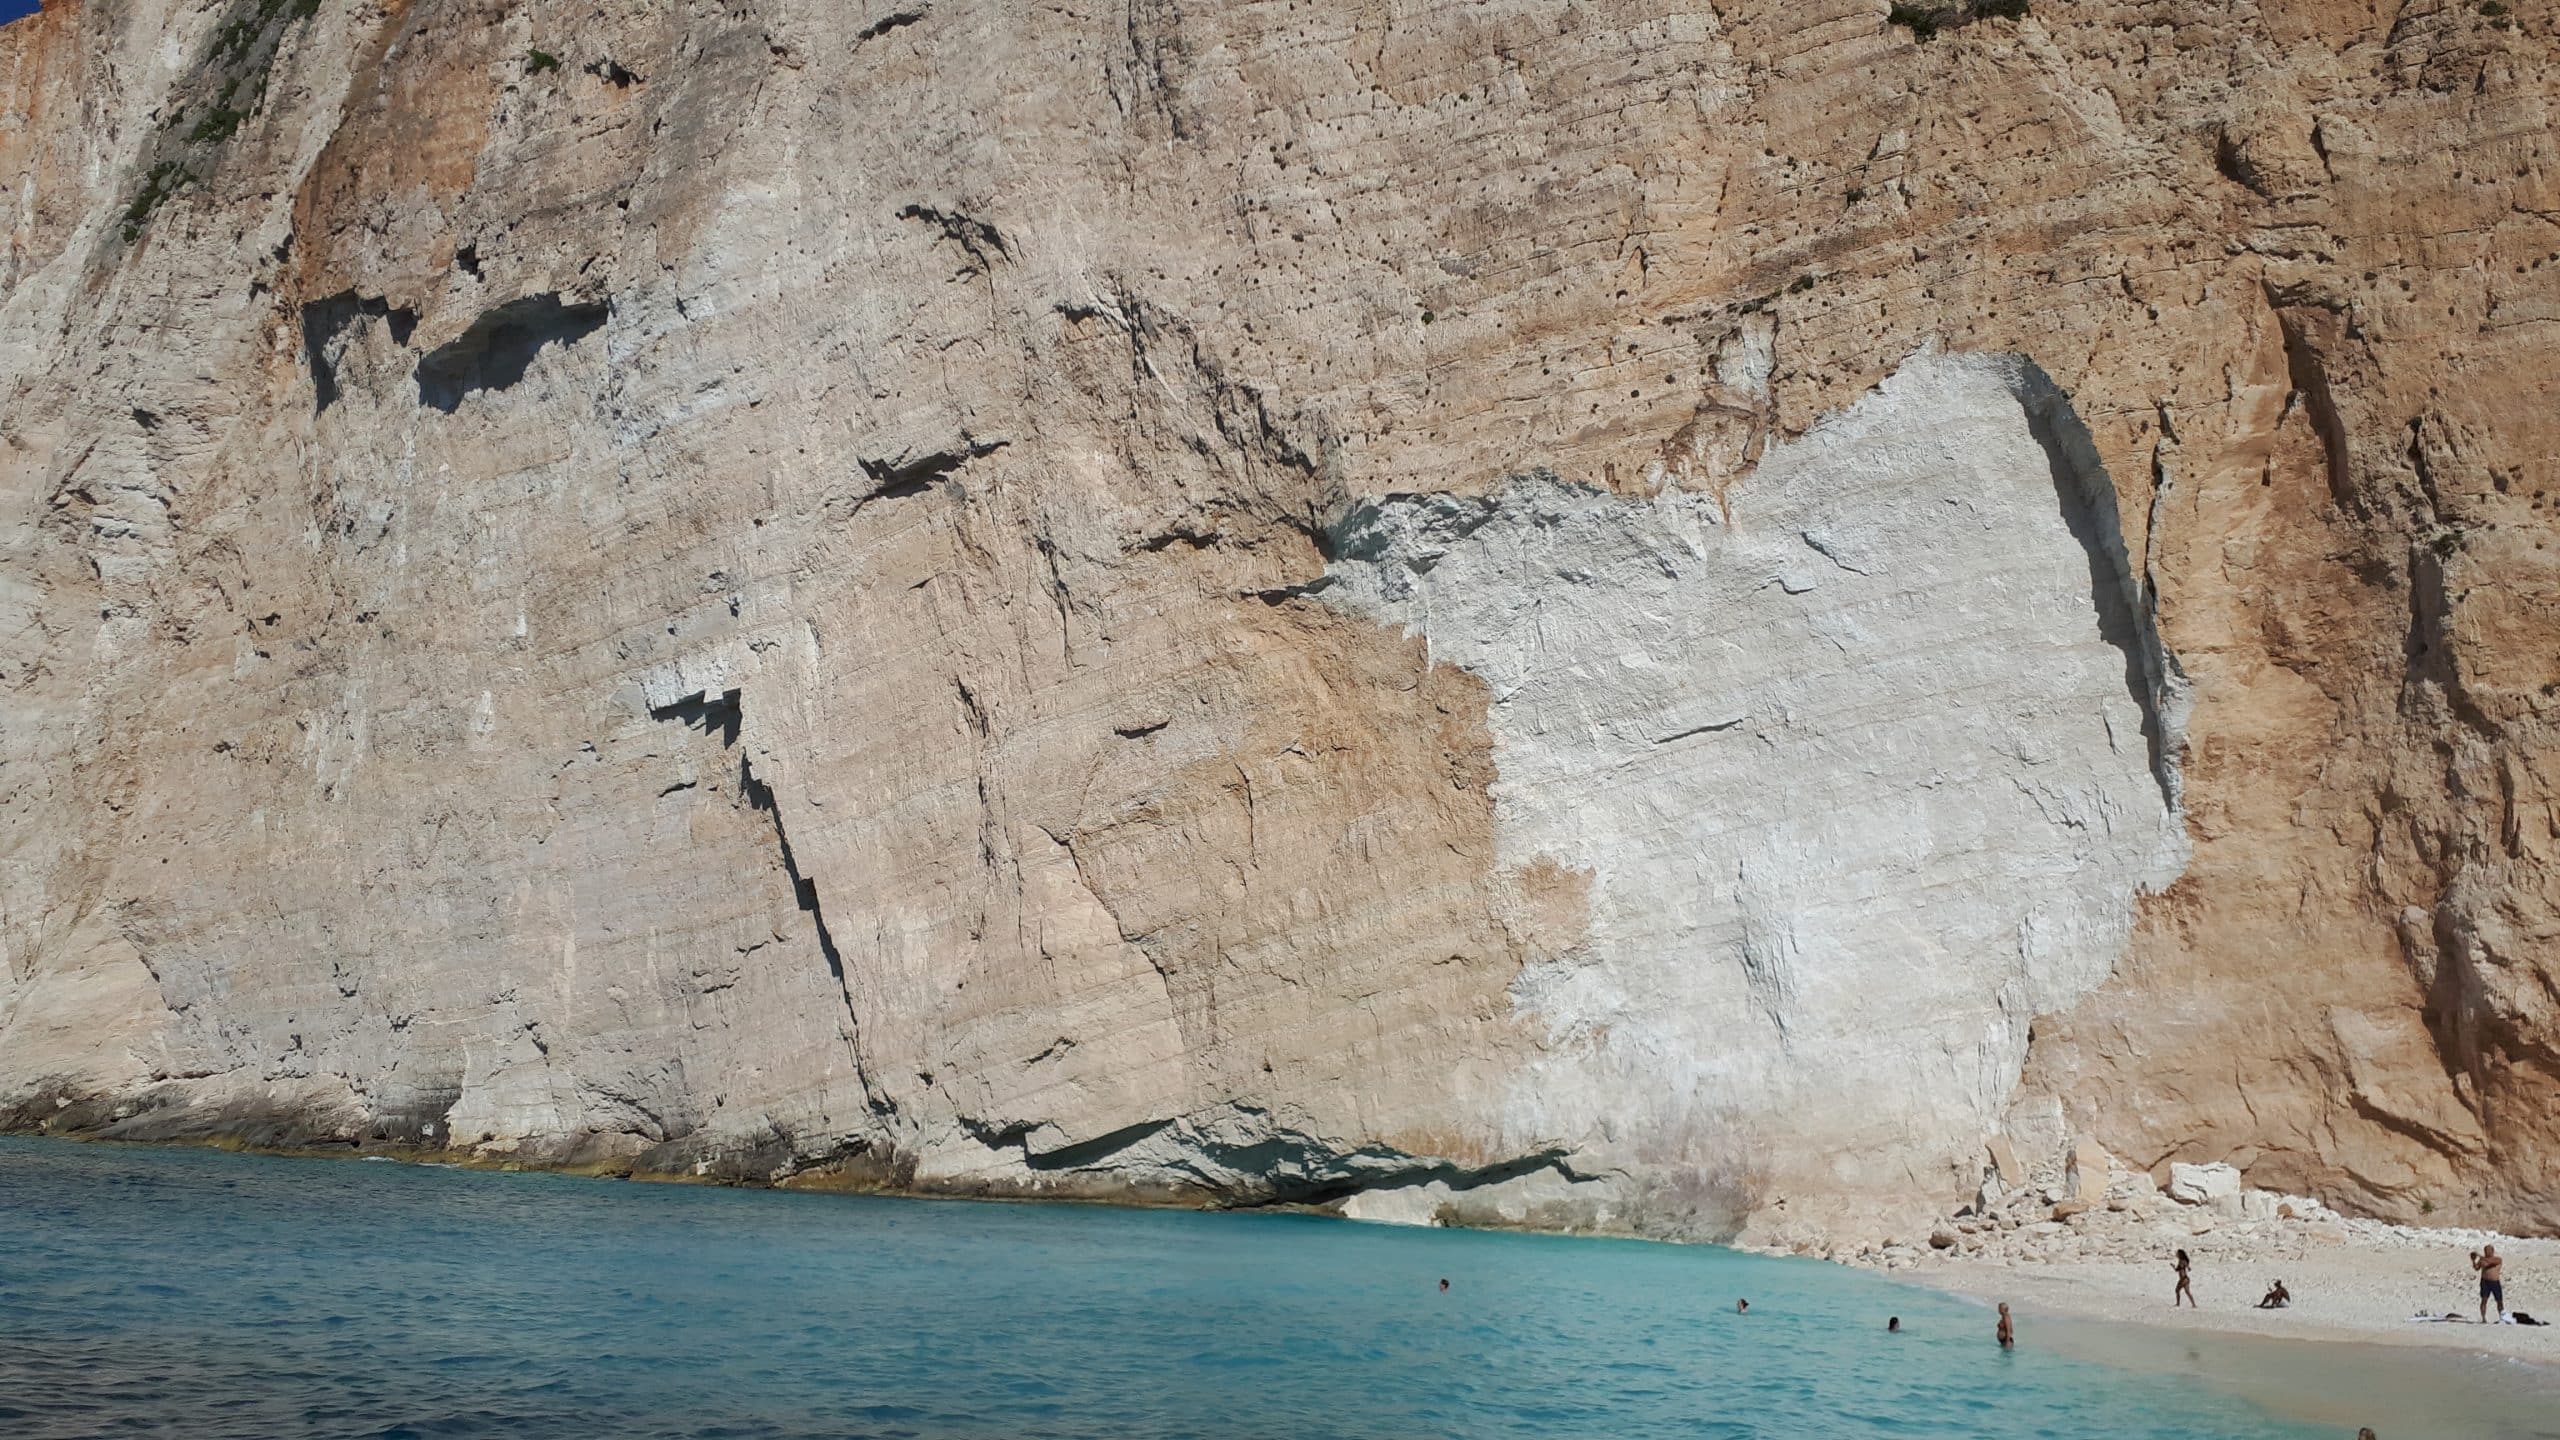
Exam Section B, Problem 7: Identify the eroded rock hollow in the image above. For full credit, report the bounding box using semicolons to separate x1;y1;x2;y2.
3;0;2555;1241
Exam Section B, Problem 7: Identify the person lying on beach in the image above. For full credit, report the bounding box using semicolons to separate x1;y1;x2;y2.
2473;1245;2505;1322
2255;1279;2290;1309
1995;1303;2014;1349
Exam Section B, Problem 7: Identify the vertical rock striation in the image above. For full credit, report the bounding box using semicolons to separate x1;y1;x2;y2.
1;0;2554;1238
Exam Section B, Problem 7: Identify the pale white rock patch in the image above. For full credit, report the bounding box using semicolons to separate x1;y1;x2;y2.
2168;1162;2248;1206
1317;352;2189;1229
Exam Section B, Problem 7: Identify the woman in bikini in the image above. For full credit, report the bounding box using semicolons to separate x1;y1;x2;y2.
2173;1249;2197;1308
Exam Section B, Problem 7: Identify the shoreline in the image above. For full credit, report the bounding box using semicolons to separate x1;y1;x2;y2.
0;1125;1437;1221
1850;1189;2560;1435
14;1130;2560;1432
22;1127;2560;1368
1904;1263;2560;1436
1760;1137;2560;1388
1914;1249;2560;1369
25;1126;2560;1314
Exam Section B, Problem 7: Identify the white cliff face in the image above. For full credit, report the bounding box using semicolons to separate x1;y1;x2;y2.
1317;353;2187;1223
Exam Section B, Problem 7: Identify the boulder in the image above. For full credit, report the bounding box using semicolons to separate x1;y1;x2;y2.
2270;1192;2333;1222
2064;1136;2112;1206
2165;1161;2243;1205
1987;1136;2027;1187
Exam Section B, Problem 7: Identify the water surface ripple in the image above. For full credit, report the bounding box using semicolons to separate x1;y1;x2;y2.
1;1139;2337;1438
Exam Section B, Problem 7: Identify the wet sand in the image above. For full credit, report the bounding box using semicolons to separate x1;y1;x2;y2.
2022;1306;2560;1438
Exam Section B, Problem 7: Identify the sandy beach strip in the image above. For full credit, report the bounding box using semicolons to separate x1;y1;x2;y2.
1917;1240;2560;1438
1750;1142;2560;1430
1890;1221;2560;1435
1920;1227;2560;1364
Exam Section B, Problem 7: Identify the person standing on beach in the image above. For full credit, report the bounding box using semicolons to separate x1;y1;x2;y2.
1995;1303;2014;1349
2172;1249;2196;1308
2473;1245;2506;1322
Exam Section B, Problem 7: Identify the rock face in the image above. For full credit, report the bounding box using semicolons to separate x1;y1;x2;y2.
2;0;2556;1239
1315;352;2185;1225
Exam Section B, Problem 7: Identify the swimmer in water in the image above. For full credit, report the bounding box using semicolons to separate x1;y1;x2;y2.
1438;1278;1449;1293
1995;1303;2014;1349
1736;1298;1750;1314
1887;1316;1901;1333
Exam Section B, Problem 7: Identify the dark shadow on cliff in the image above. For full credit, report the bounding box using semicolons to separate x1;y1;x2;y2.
644;688;846;993
2008;357;2187;813
649;687;742;746
415;294;607;412
302;291;417;412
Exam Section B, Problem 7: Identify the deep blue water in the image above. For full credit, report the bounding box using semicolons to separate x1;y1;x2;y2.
0;2;40;29
0;1138;2342;1439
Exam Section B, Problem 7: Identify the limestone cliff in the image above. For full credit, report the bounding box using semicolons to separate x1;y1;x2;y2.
2;0;2554;1241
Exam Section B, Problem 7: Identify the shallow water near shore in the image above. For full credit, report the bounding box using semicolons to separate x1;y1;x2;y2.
0;1136;2433;1439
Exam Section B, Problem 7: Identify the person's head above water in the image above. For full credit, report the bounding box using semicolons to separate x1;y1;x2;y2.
1736;1298;1749;1313
1437;1278;1448;1292
1887;1316;1900;1332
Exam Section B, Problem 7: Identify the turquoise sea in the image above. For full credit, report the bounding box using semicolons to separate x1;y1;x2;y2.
0;1137;2452;1438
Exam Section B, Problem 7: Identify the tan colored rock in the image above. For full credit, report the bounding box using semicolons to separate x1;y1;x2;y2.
0;0;2555;1239
2064;1136;2111;1208
1987;1136;2028;1189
